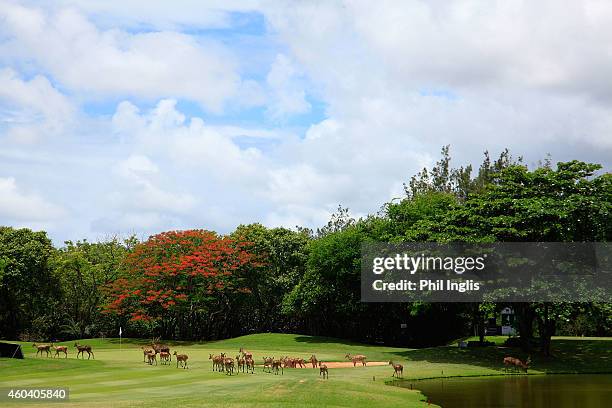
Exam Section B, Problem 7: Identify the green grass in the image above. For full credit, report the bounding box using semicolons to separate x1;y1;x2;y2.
0;334;610;408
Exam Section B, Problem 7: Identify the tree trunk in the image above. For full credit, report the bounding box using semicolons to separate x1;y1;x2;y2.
515;303;535;351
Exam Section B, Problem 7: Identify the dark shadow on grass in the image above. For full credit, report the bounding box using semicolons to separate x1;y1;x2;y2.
385;339;612;373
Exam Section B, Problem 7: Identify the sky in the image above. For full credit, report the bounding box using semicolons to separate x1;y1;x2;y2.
1;0;611;244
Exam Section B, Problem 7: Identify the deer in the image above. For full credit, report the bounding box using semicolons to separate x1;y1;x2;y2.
52;345;68;358
209;354;224;371
272;359;284;375
145;350;157;365
224;357;235;375
389;361;403;378
319;361;328;379
239;347;253;360
74;343;94;359
345;353;367;367
159;351;170;365
310;354;318;368
235;354;246;373
245;356;255;374
151;339;171;361
32;343;51;357
173;351;188;369
141;346;155;363
263;356;273;373
503;356;531;373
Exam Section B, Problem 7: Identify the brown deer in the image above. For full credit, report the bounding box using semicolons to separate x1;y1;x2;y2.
310;354;318;368
345;353;367;367
52;345;68;358
33;343;51;357
74;343;94;359
263;356;273;373
174;351;188;369
141;346;155;363
235;355;246;373
245;356;255;374
272;359;284;375
319;361;328;379
503;356;531;373
389;361;403;378
145;351;157;365
239;347;253;359
159;351;170;365
224;357;235;375
151;339;171;361
209;354;224;371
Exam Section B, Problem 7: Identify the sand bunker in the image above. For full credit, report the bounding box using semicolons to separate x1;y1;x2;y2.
295;361;388;369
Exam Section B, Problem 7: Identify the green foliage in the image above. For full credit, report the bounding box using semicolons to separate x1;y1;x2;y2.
0;227;59;340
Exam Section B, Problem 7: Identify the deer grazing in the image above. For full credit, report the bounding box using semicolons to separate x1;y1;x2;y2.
310;354;318;368
74;343;94;359
319;361;328;379
345;353;367;367
33;343;51;357
151;338;171;361
145;351;157;365
224;357;235;375
159;351;170;365
173;351;188;369
52;345;68;358
389;361;403;378
503;356;531;373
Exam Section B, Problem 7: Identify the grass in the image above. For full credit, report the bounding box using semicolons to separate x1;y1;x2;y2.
0;334;610;408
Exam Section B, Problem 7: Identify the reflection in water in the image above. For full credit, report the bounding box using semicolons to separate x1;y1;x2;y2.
401;374;611;408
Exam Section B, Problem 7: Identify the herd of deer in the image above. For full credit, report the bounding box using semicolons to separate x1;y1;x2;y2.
140;339;189;369
33;339;531;378
32;343;94;359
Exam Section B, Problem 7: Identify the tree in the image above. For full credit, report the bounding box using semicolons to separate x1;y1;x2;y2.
103;230;257;339
230;224;309;333
52;237;135;338
0;227;59;340
407;161;611;355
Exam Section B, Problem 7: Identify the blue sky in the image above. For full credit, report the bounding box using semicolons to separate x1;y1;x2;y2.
1;1;611;244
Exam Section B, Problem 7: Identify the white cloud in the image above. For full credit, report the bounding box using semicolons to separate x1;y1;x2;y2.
0;3;248;112
0;68;74;142
266;54;311;120
0;176;65;221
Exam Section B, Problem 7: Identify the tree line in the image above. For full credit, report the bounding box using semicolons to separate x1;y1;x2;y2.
1;147;610;355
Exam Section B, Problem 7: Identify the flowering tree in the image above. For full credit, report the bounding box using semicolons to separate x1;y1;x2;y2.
103;230;257;338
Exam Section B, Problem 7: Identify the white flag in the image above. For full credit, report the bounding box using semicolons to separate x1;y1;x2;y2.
119;327;122;337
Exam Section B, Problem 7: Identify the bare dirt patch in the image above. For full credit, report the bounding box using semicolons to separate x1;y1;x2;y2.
296;361;388;369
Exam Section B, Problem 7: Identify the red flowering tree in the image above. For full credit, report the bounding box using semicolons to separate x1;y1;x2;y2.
103;230;257;338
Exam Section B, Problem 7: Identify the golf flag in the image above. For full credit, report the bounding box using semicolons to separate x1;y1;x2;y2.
119;327;122;337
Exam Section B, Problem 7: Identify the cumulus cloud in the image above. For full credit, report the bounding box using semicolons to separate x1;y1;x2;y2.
0;68;74;142
0;2;249;112
266;54;311;120
0;176;65;222
2;1;612;243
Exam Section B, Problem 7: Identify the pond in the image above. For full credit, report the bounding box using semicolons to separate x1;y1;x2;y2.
400;374;612;408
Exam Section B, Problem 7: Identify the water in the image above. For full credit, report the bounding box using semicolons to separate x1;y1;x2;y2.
402;374;612;408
